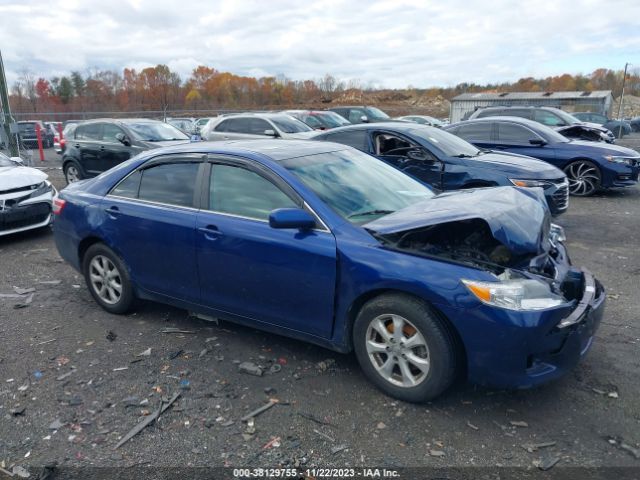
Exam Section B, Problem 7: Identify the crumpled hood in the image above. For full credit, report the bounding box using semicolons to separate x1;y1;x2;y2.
0;166;48;192
364;186;550;255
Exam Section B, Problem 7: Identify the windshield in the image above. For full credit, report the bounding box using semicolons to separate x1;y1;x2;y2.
305;112;350;129
270;116;313;133
365;107;390;120
553;109;582;125
410;126;481;157
0;152;18;167
281;148;434;224
125;122;189;141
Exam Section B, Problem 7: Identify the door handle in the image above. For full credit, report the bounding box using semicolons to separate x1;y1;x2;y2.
74;144;80;148
104;206;120;218
198;225;222;240
99;146;106;151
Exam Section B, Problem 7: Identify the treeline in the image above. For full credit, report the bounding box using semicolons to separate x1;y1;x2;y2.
8;65;640;116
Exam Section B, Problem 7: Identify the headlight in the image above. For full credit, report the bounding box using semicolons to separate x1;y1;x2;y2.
462;277;565;311
604;155;633;165
509;179;551;188
549;223;566;243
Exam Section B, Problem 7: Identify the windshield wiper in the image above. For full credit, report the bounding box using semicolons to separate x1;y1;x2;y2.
348;209;395;219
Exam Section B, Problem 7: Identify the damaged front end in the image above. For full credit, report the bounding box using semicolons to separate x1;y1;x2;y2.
365;187;605;387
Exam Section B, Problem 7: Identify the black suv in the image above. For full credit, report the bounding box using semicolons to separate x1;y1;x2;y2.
329;106;397;124
17;121;54;147
468;106;615;143
61;119;190;184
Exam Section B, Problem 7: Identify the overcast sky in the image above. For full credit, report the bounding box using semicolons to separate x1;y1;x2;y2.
1;0;639;89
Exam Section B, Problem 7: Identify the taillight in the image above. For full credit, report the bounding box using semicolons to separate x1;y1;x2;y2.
52;198;66;215
60;138;66;148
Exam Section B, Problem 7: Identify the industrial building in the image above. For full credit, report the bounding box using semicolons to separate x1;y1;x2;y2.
449;90;614;123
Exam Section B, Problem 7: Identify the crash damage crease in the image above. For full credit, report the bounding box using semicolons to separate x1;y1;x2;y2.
364;186;584;306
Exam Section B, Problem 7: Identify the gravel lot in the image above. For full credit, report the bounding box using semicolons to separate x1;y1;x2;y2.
1;138;639;477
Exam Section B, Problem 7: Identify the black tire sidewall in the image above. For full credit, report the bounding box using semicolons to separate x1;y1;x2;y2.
353;293;457;403
82;243;134;314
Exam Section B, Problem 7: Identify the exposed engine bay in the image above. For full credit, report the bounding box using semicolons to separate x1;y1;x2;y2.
376;218;584;302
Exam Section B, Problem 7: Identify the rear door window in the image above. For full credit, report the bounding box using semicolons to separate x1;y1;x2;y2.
217;118;251;133
456;123;493;141
75;123;102;141
138;162;200;208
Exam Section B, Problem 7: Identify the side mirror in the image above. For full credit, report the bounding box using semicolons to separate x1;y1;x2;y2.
269;208;316;230
10;156;24;164
529;138;546;146
406;149;433;162
264;129;277;137
360;115;369;123
116;133;131;146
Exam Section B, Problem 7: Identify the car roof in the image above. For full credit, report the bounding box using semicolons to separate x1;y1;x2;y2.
460;115;548;129
148;139;348;162
220;112;297;119
313;121;432;135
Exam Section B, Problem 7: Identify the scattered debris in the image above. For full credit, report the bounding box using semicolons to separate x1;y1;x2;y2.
608;391;619;399
36;339;56;346
534;456;560;471
56;355;70;366
608;437;640;459
316;359;336;372
376;422;386;430
262;436;281;449
429;449;445;457
106;330;117;342
467;421;479;430
13;286;35;295
13;293;34;309
521;441;557;453
12;465;30;478
298;412;332;426
167;349;184;360
33;371;43;380
607;293;620;300
180;379;191;390
241;399;278;422
115;391;181;449
509;421;529;428
56;370;74;381
10;406;26;416
314;429;335;442
160;328;196;334
198;348;208;358
113;367;128;372
238;362;263;377
136;348;151;357
49;419;65;430
331;444;348;455
267;364;282;374
38;280;62;285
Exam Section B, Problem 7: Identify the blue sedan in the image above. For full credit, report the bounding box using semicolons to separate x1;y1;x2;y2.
445;117;640;196
311;123;569;215
52;141;604;401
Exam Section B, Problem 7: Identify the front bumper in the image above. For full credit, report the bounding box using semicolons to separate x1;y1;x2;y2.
441;265;605;390
0;185;55;236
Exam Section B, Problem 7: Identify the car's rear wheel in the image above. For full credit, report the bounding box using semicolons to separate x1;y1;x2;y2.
64;163;82;184
82;243;134;314
353;293;458;402
564;160;601;196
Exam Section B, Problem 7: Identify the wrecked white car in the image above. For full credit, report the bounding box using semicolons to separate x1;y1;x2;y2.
0;153;56;236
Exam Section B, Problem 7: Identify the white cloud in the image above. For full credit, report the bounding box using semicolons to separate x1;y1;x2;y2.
1;0;639;88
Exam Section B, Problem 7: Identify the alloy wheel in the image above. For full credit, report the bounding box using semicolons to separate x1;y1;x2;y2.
565;161;600;196
66;165;80;183
365;314;430;387
89;255;122;305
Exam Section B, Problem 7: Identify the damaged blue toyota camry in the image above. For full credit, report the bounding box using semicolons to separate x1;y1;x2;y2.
52;140;605;402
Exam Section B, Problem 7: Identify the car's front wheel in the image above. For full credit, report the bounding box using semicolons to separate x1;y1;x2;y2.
353;293;458;402
564;160;601;196
82;243;134;314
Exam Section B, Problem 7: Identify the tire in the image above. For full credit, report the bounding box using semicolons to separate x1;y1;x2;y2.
82;243;135;314
64;162;83;184
353;293;458;402
563;160;601;197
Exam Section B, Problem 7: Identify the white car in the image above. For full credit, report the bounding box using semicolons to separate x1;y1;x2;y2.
0;153;56;236
201;113;315;141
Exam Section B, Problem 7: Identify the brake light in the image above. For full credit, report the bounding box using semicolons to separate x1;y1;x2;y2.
60;138;66;148
52;198;66;215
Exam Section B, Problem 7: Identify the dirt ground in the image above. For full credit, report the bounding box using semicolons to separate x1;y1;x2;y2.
1;137;639;478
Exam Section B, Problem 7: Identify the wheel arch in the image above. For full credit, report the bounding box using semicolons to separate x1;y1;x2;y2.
78;236;106;267
344;289;467;374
